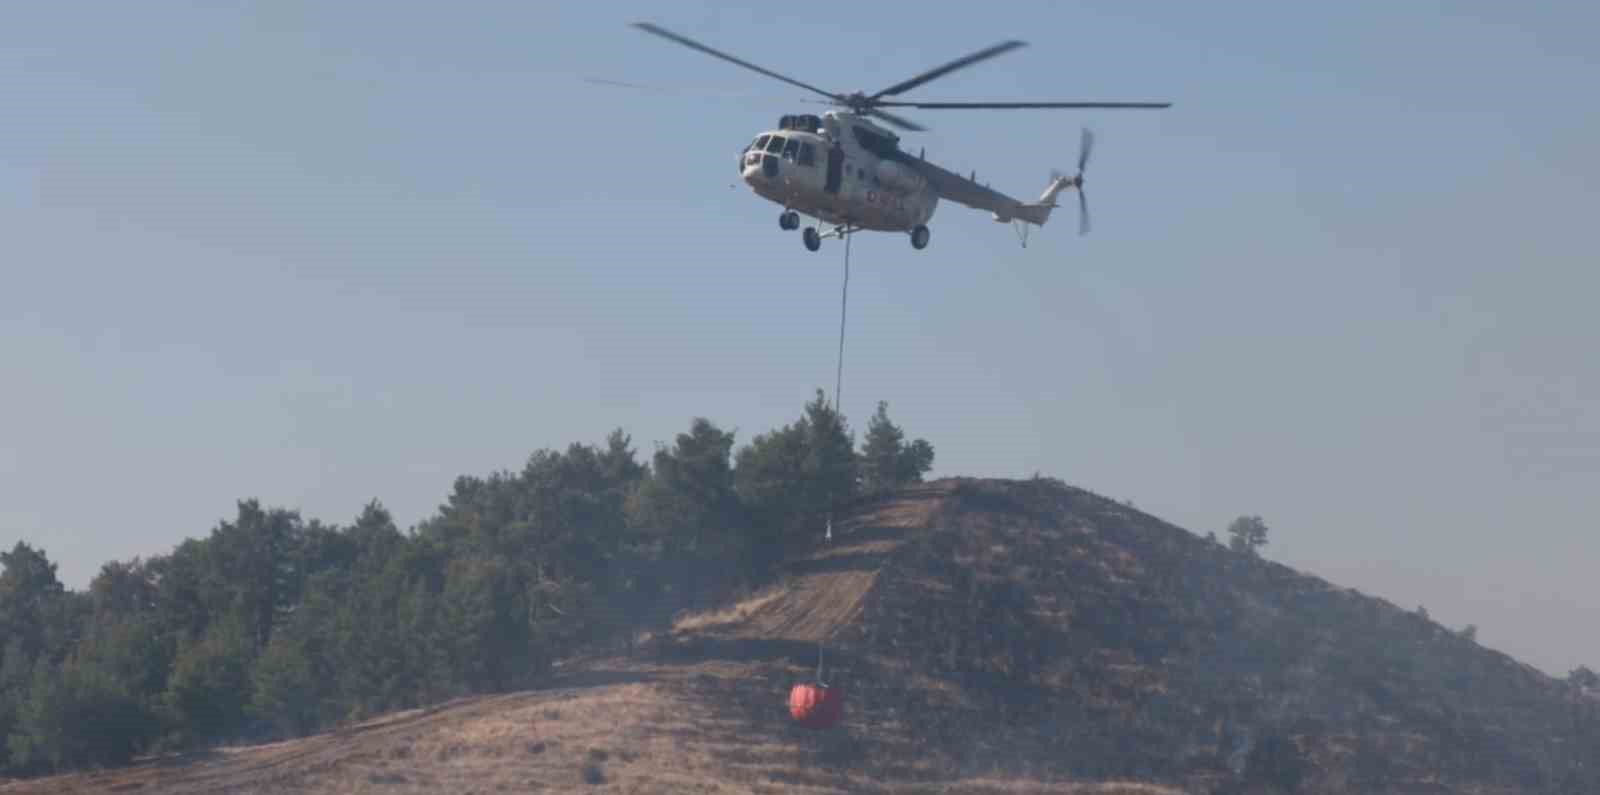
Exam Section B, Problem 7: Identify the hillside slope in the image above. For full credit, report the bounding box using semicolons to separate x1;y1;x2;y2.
828;478;1600;793
5;477;1595;794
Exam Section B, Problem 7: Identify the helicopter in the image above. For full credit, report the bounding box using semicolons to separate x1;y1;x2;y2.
624;22;1170;252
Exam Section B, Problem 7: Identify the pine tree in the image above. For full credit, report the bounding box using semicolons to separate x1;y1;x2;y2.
1570;666;1599;690
859;401;934;495
1227;515;1270;556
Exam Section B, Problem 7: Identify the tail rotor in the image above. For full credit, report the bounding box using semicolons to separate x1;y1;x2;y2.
1073;128;1093;235
1018;128;1099;236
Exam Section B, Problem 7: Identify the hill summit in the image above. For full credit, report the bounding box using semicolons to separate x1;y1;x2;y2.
7;477;1597;794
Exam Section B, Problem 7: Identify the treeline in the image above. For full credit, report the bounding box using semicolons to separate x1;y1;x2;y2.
0;392;933;776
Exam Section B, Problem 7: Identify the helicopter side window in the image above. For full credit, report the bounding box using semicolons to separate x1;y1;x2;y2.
798;142;815;166
782;138;799;161
765;135;786;154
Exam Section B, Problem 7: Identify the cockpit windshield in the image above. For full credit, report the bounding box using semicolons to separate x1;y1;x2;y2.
764;135;787;154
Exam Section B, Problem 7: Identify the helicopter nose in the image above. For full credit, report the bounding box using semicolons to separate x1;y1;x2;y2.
740;153;780;186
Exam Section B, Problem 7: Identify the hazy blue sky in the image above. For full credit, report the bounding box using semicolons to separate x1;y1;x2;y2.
4;2;1596;676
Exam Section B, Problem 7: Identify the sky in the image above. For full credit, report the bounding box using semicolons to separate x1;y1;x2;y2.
2;1;1596;676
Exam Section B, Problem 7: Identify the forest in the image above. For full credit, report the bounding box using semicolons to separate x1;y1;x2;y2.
0;391;934;776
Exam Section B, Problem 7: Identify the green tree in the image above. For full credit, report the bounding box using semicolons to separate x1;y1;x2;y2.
0;405;956;778
626;418;746;610
248;571;344;737
72;612;171;722
1;542;80;771
735;390;858;561
800;390;858;509
628;418;740;558
88;559;158;620
1571;666;1599;690
6;657;152;772
248;633;320;738
0;640;26;770
332;568;416;718
440;555;536;693
0;542;68;665
203;500;303;652
345;500;405;577
336;560;455;713
598;428;649;503
516;440;637;583
147;539;212;642
1227;515;1270;556
163;613;253;744
859;401;935;495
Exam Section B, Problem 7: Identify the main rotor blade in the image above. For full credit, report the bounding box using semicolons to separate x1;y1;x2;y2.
583;77;832;109
878;100;1172;109
871;40;1026;99
631;22;841;103
867;107;927;132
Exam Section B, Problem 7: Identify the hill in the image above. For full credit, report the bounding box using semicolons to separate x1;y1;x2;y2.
4;477;1596;794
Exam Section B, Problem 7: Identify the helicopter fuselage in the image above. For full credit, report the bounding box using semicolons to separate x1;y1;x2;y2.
627;22;1169;251
739;111;937;239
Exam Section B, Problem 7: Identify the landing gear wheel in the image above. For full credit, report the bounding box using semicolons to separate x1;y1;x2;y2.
780;210;799;230
910;224;931;250
802;226;821;252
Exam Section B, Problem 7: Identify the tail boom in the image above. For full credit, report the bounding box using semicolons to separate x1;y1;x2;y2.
1006;173;1078;226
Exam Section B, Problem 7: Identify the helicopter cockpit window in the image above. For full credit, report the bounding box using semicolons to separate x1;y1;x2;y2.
751;135;769;153
798;142;816;166
781;138;799;161
764;135;786;154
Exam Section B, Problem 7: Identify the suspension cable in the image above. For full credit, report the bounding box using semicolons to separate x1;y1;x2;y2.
817;225;852;686
823;224;851;548
835;227;850;419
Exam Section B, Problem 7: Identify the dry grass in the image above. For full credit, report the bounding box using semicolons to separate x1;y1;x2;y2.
33;476;1568;794
734;564;879;642
0;478;1178;795
0;486;962;795
672;581;789;634
0;677;857;795
670;501;921;644
906;781;1188;794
